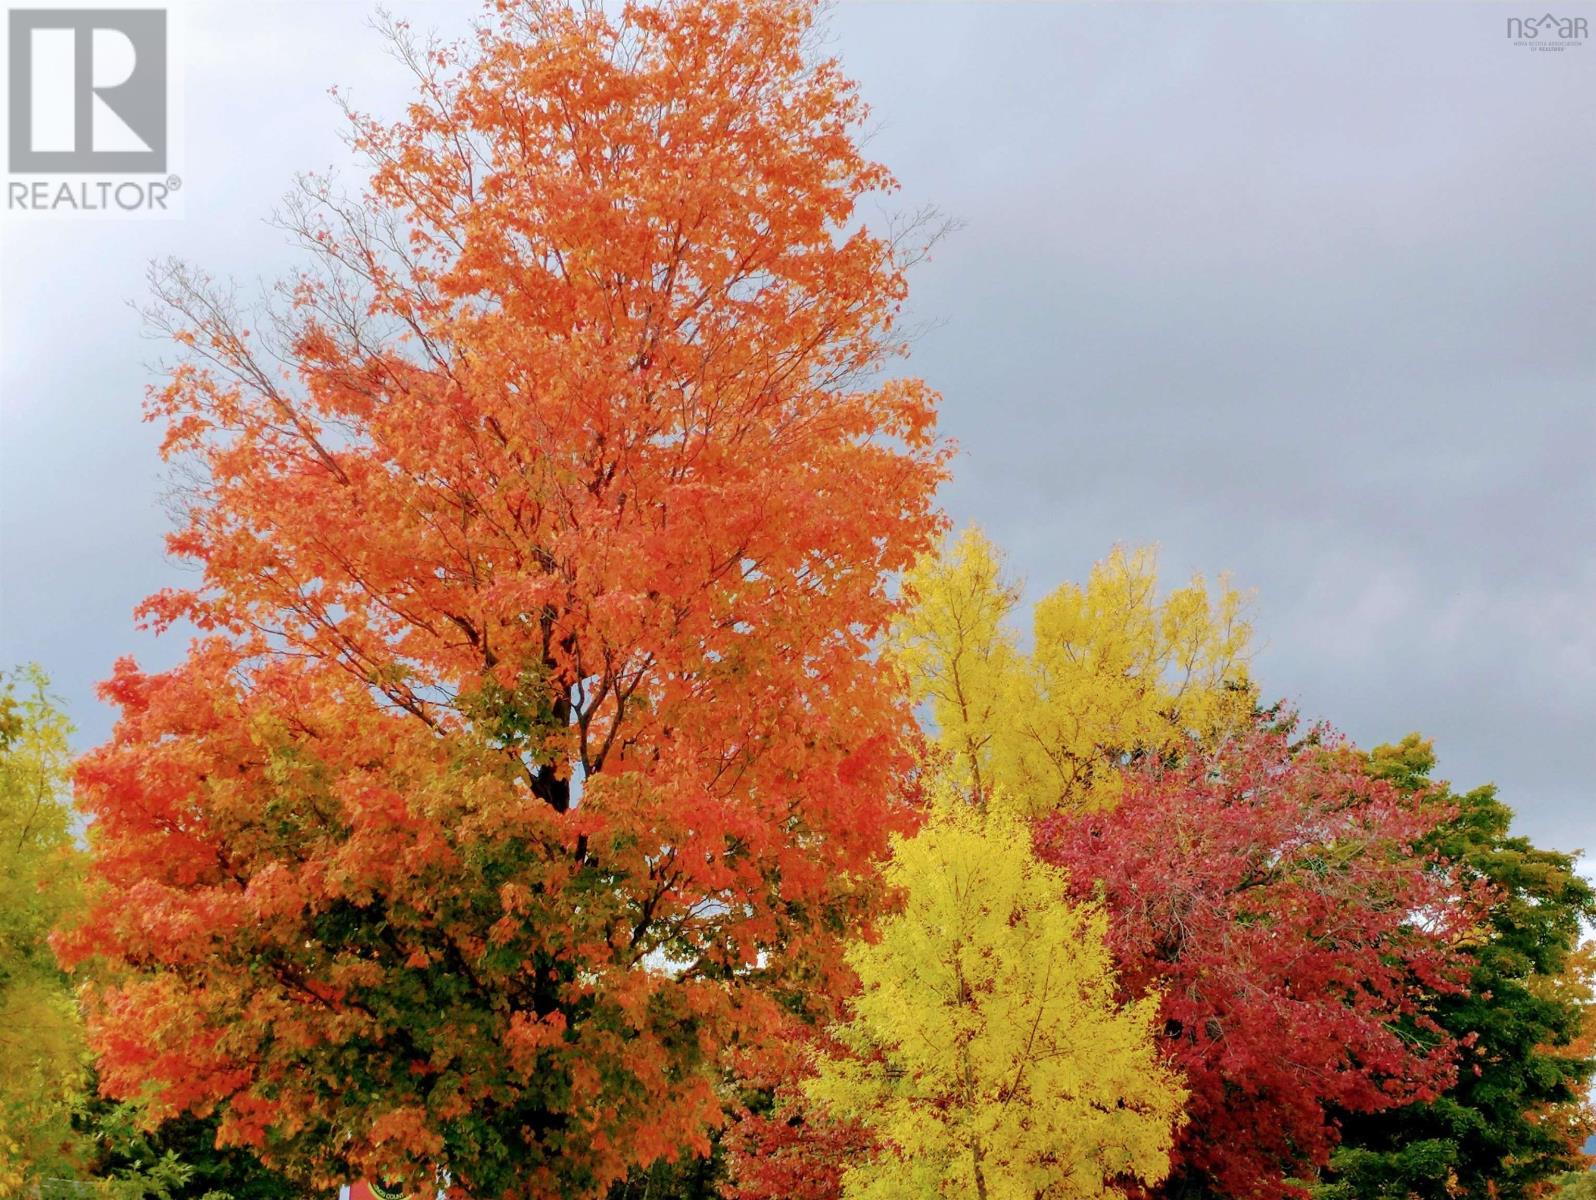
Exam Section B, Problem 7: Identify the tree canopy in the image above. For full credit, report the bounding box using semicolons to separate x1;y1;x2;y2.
15;3;1593;1199
892;528;1253;814
807;780;1185;1200
1323;737;1596;1200
57;2;946;1196
1036;720;1475;1199
0;666;85;1192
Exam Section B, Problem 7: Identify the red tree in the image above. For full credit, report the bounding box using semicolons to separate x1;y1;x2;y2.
57;2;946;1196
1035;720;1477;1199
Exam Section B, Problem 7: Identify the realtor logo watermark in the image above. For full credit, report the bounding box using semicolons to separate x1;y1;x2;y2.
5;6;181;215
1507;12;1588;50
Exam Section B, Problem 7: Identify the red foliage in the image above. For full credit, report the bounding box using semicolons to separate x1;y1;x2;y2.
1034;720;1477;1199
725;1092;868;1200
723;1022;871;1200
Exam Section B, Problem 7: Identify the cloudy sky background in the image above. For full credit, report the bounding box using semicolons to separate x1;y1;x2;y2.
2;3;1593;855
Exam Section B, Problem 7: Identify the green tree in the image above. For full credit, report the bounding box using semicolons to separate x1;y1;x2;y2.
603;1145;725;1200
73;1100;298;1200
1321;735;1596;1200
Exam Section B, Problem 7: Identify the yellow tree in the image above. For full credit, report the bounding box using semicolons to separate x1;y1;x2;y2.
806;779;1185;1200
0;666;87;1191
892;528;1252;813
888;530;1019;798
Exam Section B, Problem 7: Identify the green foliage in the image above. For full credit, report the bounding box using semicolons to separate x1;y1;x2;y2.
73;1099;297;1200
1322;735;1596;1200
1552;1170;1596;1200
604;1139;725;1200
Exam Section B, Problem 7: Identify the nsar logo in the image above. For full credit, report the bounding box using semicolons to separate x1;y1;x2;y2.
1506;12;1588;50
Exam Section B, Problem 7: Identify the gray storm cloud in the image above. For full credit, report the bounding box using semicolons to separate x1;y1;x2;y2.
2;2;1592;854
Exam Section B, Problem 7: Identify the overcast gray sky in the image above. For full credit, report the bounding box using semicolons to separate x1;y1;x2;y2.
2;2;1593;857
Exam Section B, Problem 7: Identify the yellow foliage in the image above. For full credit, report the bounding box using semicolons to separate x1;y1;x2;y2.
890;530;1021;799
0;665;90;1189
807;778;1185;1200
893;529;1253;813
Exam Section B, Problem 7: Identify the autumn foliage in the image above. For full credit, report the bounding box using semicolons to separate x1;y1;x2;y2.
807;781;1186;1200
1035;721;1475;1198
26;2;1595;1200
891;529;1253;814
0;668;85;1190
57;1;945;1196
726;1089;873;1200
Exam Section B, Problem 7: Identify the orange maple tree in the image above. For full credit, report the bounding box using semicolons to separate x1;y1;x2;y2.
57;2;946;1196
